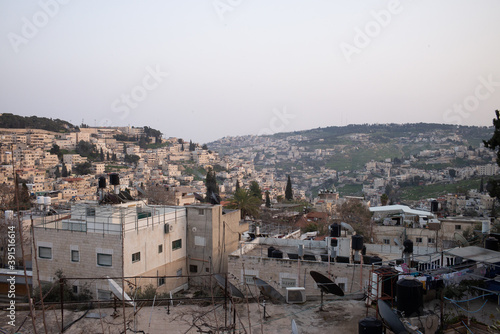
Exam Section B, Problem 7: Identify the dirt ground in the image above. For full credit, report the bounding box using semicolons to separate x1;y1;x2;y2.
0;297;498;333
0;299;376;334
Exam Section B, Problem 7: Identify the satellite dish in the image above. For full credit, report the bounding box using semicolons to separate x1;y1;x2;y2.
107;277;135;306
310;271;344;312
292;319;299;334
340;222;354;233
310;271;344;296
252;277;286;303
214;274;245;299
377;300;408;334
393;238;401;247
454;232;470;247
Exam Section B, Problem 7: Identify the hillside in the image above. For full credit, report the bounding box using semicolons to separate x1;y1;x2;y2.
0;113;76;132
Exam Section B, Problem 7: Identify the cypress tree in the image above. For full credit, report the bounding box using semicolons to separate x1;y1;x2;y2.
235;180;240;192
54;166;61;178
62;163;68;177
265;191;271;208
285;175;293;201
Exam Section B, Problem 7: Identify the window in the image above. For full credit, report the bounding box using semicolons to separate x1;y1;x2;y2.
158;244;163;253
72;285;78;294
97;253;112;267
39;246;52;259
455;225;462;230
416;237;423;243
158;277;165;286
428;238;435;244
190;265;198;273
132;252;141;263
172;239;182;250
71;250;79;262
176;269;182;277
244;275;255;285
205;268;209;273
86;207;95;216
198;209;204;215
338;283;346;291
383;239;390;245
281;278;296;288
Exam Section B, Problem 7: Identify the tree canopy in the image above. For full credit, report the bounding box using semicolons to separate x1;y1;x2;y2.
227;188;261;219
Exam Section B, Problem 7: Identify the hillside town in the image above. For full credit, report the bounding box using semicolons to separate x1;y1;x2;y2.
0;121;499;334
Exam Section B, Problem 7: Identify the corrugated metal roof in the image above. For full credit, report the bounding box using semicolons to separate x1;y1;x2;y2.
369;204;433;217
444;246;500;264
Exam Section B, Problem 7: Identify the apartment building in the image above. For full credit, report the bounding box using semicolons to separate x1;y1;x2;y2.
32;200;189;298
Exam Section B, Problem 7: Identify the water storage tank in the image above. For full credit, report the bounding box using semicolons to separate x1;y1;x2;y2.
272;249;283;259
110;173;120;185
430;200;438;212
267;246;275;258
397;279;423;317
352;235;364;251
330;238;338;247
485;237;499;251
43;197;51;206
98;176;107;189
370;256;383;265
482;221;491;234
330;223;341;237
5;210;14;220
403;239;413;254
37;196;44;205
358;317;383;334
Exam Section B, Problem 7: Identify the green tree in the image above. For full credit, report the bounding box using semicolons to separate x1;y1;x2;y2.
50;144;60;156
380;193;389;206
480;177;484;193
483;110;500;201
285;175;293;201
202;144;208;150
205;168;219;201
54;166;61;178
227;188;261;219
124;154;140;164
99;148;104;161
249;181;262;200
73;162;92;175
235;180;240;192
61;162;69;177
189;140;195;152
265;190;271;208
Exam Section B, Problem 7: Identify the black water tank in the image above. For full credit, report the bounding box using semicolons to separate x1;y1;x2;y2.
485;237;499;251
272;249;283;259
110;173;120;185
337;256;350;263
352;235;364;251
303;254;316;261
397;279;423;317
403;239;413;254
330;223;341;237
288;253;299;260
370;256;383;265
361;245;366;255
430;200;438;212
331;238;338;247
358;317;383;334
98;176;106;188
267;247;275;258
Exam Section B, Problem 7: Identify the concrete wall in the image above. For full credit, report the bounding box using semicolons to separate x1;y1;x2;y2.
227;254;371;299
32;227;122;298
186;205;245;287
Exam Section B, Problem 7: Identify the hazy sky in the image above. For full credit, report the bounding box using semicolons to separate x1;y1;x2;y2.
1;0;500;143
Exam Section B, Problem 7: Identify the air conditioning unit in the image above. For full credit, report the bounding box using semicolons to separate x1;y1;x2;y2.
286;287;306;304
